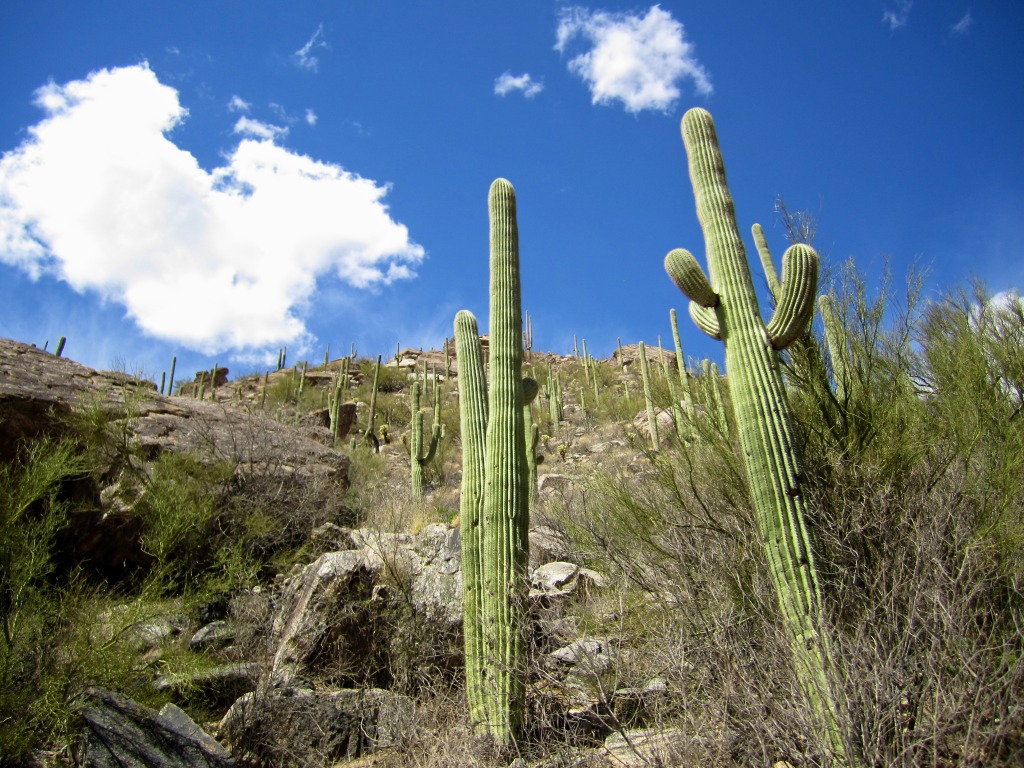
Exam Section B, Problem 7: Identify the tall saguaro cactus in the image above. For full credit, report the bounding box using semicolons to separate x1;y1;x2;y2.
455;178;530;747
664;108;846;762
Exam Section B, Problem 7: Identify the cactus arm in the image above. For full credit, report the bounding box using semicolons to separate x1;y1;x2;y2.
752;222;781;301
665;248;718;308
420;421;441;466
688;302;722;339
765;244;820;350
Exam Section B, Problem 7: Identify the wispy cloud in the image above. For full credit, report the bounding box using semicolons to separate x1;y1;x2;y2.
227;95;251;113
0;64;424;356
304;108;318;126
494;72;544;99
233;116;288;141
555;5;711;114
883;1;914;31
293;24;327;72
950;10;973;35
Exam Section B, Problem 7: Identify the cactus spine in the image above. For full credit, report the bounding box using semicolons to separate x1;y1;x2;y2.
665;108;846;761
455;178;530;747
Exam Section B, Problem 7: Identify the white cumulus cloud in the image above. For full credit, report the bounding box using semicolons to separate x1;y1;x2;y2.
305;108;318;126
494;72;544;98
555;4;711;114
0;63;424;355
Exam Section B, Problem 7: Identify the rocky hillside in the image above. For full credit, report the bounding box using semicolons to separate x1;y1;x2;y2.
2;317;1022;768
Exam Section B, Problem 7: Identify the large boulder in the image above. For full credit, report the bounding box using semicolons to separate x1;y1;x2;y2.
268;524;463;690
77;687;234;768
220;687;414;767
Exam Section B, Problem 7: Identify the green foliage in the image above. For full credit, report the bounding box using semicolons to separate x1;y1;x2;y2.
0;438;155;761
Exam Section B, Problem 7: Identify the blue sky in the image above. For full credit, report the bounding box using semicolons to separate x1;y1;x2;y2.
1;2;1021;384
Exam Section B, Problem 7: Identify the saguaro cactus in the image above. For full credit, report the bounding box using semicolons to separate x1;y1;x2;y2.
408;378;441;498
818;292;851;401
455;178;530;747
638;341;659;449
664;108;846;761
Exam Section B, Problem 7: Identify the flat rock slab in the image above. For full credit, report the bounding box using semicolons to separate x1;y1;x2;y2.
78;686;234;768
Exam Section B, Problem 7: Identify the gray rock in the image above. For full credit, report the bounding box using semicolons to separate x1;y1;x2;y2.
189;620;235;651
77;686;233;767
267;527;465;689
220;687;414;767
269;550;375;686
537;473;571;493
550;638;612;675
530;561;605;599
602;728;689;768
532;561;580;593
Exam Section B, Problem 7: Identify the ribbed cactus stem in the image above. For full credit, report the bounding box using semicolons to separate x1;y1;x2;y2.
638;341;659;449
410;379;441;498
818;293;849;401
363;355;382;451
752;222;781;301
168;356;177;397
667;108;846;762
479;178;529;744
670;309;692;408
455;309;488;733
54;336;66;358
707;361;729;433
523;378;540;503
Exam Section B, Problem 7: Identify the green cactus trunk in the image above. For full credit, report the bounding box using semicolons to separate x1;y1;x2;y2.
456;179;530;747
638;341;659;449
818;293;850;401
480;178;529;745
665;108;847;763
455;310;488;732
410;379;441;498
168;356;177;397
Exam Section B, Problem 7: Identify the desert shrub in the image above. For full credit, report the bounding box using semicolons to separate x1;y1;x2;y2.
789;272;1024;765
0;438;162;763
549;268;1024;765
